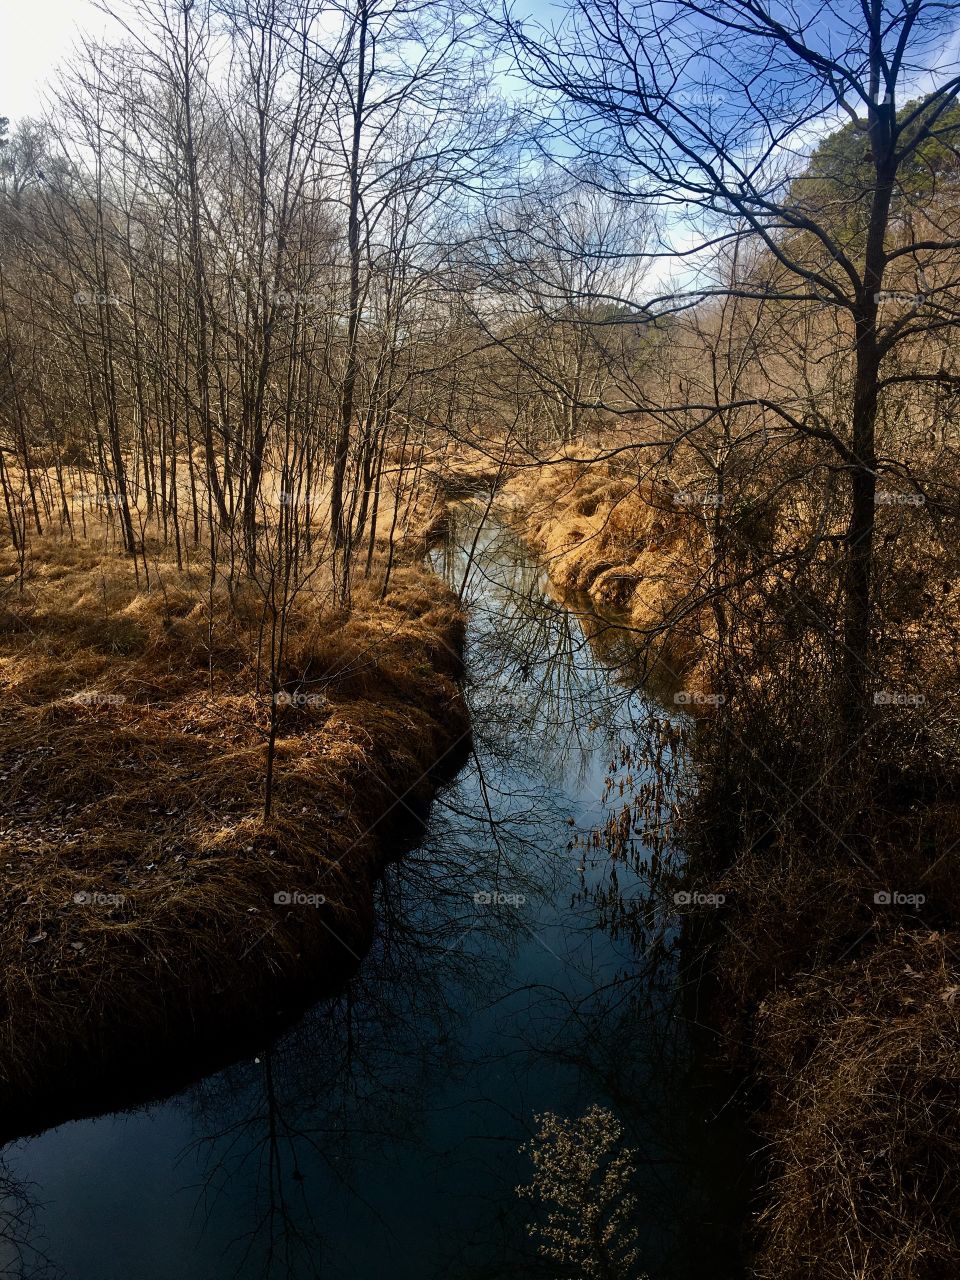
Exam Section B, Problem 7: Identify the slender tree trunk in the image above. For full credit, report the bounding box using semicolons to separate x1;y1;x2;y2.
841;127;895;734
330;0;369;592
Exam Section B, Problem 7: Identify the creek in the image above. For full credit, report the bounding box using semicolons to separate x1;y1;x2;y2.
0;501;750;1280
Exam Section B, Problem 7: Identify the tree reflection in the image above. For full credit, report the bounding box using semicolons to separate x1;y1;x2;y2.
0;1163;55;1280
166;502;746;1280
2;500;749;1280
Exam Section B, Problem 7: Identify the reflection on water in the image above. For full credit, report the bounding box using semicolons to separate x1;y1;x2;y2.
0;500;750;1280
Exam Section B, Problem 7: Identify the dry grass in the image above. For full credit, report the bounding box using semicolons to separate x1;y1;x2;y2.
755;930;960;1280
508;448;960;1279
506;453;709;680
684;691;960;1280
0;534;469;1133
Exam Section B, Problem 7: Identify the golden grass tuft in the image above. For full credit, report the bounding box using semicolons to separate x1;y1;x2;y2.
506;454;710;679
0;537;469;1133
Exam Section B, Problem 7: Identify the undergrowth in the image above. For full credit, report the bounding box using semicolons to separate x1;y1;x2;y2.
0;535;469;1134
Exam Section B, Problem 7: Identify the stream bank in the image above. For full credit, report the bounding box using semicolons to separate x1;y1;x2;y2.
0;544;469;1139
1;501;752;1280
506;459;960;1280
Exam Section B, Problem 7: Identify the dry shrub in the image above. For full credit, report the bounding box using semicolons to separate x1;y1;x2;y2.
755;930;960;1280
684;668;960;1278
518;1106;645;1280
0;538;469;1134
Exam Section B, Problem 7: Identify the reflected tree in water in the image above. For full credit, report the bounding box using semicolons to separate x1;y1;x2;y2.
1;504;749;1280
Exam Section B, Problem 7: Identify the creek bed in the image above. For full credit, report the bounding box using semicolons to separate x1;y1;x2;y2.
0;503;749;1280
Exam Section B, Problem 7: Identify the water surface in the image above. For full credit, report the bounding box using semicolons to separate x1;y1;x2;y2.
1;503;749;1280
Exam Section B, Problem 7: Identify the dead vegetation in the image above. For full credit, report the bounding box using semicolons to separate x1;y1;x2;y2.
506;451;710;680
0;533;469;1133
755;931;960;1280
508;449;960;1279
693;702;960;1280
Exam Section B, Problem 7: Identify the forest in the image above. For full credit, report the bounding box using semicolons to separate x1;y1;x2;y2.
1;0;959;1277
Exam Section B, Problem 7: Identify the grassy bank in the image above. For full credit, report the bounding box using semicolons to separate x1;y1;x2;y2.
505;452;712;683
0;534;469;1137
508;457;960;1279
693;701;960;1279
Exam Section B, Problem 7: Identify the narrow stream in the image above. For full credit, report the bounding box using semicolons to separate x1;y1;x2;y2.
0;502;749;1280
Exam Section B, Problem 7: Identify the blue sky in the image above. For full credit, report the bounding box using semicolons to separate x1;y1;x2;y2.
7;0;960;125
4;0;959;302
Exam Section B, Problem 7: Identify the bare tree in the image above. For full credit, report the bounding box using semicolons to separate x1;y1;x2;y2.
509;0;960;731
